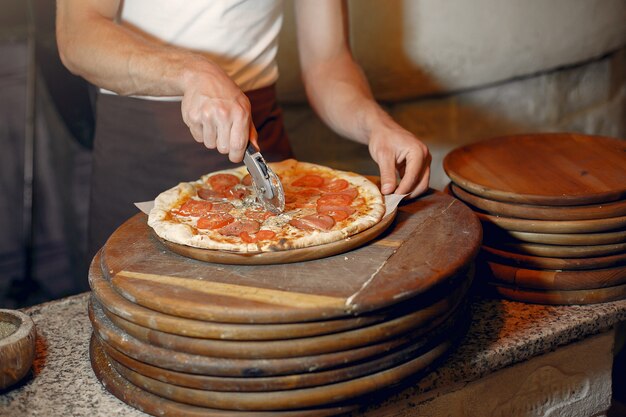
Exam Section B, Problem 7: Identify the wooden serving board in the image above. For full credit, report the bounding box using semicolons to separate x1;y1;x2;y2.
90;336;356;417
477;212;626;234
89;294;462;376
495;241;626;258
159;209;397;265
96;307;466;393
489;281;626;305
481;245;626;271
482;261;626;291
100;191;481;323
98;334;455;411
481;223;626;246
97;273;469;359
449;183;626;221
443;133;626;206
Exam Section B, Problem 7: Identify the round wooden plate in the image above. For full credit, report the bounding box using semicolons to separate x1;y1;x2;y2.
96;306;467;393
101;191;482;323
89;293;460;377
481;260;626;291
481;245;626;271
477;212;626;234
102;335;455;411
90;335;356;417
97;272;468;358
158;209;397;265
495;241;626;258
488;281;626;305
449;183;626;221
481;224;626;246
443;133;626;206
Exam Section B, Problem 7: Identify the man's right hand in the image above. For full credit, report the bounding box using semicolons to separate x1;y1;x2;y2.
180;64;257;163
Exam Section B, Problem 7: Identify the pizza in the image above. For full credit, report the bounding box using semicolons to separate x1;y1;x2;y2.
147;159;386;252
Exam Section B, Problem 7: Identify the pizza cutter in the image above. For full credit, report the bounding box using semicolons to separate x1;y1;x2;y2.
243;143;285;214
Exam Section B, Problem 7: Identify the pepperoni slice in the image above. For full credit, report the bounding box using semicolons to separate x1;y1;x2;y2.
317;193;353;207
241;174;253;187
177;200;213;216
197;213;234;230
332;187;359;199
197;187;225;201
245;209;273;222
224;187;249;200
317;205;355;221
291;174;324;188
293;188;321;197
210;202;234;212
218;219;260;236
240;230;276;243
320;179;349;192
290;214;335;231
208;174;240;192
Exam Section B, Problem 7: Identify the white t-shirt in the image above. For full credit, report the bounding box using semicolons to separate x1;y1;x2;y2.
108;0;283;96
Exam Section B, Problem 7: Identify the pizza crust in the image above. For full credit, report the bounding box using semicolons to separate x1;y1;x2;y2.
148;160;386;253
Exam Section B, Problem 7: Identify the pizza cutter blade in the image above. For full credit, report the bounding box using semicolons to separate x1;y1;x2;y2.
243;143;285;214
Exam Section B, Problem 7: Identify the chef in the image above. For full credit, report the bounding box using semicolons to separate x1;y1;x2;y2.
55;0;431;258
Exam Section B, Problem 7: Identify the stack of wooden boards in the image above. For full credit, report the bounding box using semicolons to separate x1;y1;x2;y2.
444;133;626;305
88;191;482;416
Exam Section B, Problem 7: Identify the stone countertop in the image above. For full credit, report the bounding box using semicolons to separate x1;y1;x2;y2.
1;291;625;416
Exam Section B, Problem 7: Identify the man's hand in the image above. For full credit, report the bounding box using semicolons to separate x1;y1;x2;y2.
367;114;431;199
180;67;257;163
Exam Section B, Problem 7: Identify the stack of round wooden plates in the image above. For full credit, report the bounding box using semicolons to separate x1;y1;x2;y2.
443;133;626;305
88;191;481;416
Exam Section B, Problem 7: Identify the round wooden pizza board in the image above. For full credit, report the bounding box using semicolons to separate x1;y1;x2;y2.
89;290;463;377
481;260;626;291
448;183;626;221
477;212;626;234
481;245;626;271
488;281;626;305
443;133;626;206
90;335;356;417
96;272;469;359
481;224;626;246
100;191;481;323
495;241;626;258
158;208;397;265
97;309;464;393
97;333;456;411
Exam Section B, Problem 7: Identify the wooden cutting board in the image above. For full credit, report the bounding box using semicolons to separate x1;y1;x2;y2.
481;223;626;246
477;212;626;234
489;281;626;305
90;335;356;417
443;133;626;206
449;184;626;221
483;261;626;291
481;245;626;271
101;191;481;324
495;241;626;258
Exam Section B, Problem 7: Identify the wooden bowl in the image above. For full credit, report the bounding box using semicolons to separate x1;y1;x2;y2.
0;309;36;390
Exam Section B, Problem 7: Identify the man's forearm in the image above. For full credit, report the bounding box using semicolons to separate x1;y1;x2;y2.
56;0;217;97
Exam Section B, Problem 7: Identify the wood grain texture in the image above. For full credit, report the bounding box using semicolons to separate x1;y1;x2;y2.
101;191;481;323
443;133;626;206
89;251;390;340
449;183;626;220
481;223;626;246
477;212;626;234
494;241;626;258
97;274;469;359
489;281;626;305
89;335;354;417
159;209;397;265
97;306;466;393
103;335;453;411
481;245;626;270
482;261;626;290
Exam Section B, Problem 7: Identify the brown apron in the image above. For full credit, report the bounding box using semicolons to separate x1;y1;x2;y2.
88;85;292;259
